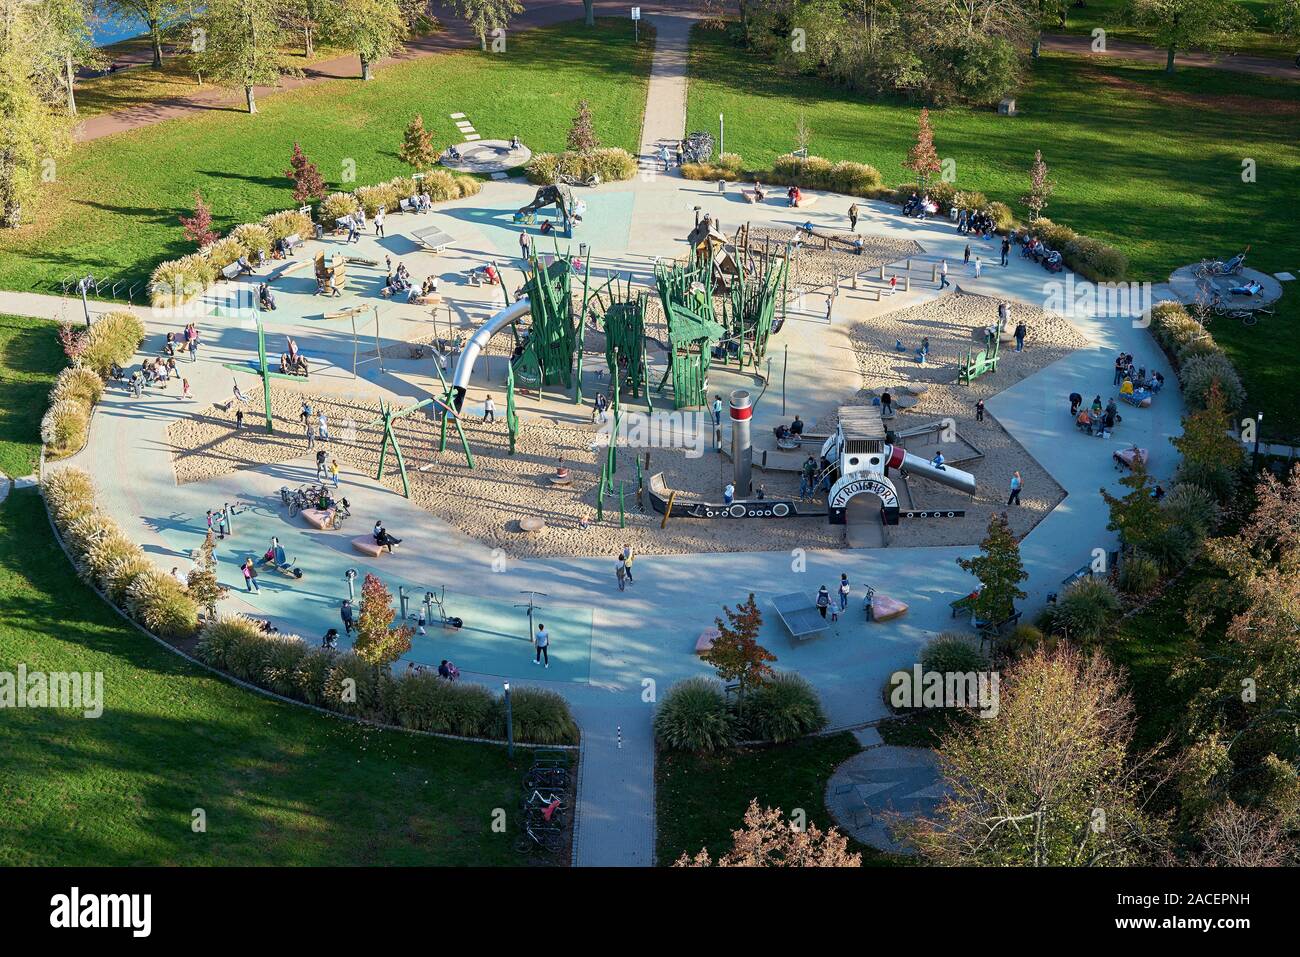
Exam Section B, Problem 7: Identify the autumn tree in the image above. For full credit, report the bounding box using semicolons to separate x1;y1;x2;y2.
284;142;326;202
95;0;180;68
956;511;1027;623
1126;0;1246;72
566;98;600;155
0;0;76;227
702;593;776;718
676;800;862;867
398;114;436;171
1196;801;1296;867
451;0;523;50
330;0;407;80
180;190;219;247
38;0;103;116
903;108;941;192
186;531;228;618
903;645;1171;865
1170;380;1245;501
352;572;413;669
195;0;299;113
1020;149;1054;222
1100;457;1166;554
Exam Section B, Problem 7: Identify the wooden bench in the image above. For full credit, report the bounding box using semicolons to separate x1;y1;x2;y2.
976;610;1023;654
950;591;979;618
302;508;336;531
218;261;243;282
283;233;303;254
351;536;394;557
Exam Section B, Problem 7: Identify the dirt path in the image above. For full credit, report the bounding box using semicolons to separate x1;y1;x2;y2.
76;0;698;143
1040;32;1299;79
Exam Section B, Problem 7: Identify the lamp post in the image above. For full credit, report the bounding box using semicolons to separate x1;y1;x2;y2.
719;113;725;157
1253;412;1263;469
503;682;514;759
78;274;94;328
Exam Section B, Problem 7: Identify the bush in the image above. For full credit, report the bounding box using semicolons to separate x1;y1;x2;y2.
420;169;461;202
150;254;215;309
102;553;154;605
258;635;311;697
500;686;580;745
1053;577;1121;643
1180;351;1246;412
987;201;1015;233
42;467;96;523
196;615;265;671
524;148;637;184
654;677;738;753
454;174;482;198
1002;623;1049;658
203;236;247;270
261;208;313;241
77;526;138;590
920;632;988;674
524;152;561;184
1150;301;1212;362
743;672;827;743
390;672;496;735
40;398;90;457
292;648;336;706
124;567;198;639
354;182;398;216
1063;234;1128;282
323;653;381;716
318;191;359;224
1162;482;1220;540
51;366;104;406
1118;553;1161;596
388;175;418;200
230;223;272;259
80;310;145;377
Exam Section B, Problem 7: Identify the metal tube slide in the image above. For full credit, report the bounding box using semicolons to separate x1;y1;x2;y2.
884;444;976;495
450;297;532;406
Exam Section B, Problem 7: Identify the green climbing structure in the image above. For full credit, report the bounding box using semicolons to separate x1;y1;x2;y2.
654;258;726;410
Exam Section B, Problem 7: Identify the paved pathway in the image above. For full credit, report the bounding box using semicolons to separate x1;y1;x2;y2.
1040;32;1299;78
636;13;695;173
826;745;944;855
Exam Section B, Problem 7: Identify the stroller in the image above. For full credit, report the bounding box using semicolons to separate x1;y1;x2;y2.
1041;249;1064;273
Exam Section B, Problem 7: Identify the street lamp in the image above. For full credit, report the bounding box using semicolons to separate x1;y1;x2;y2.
1253;412;1263;469
78;274;95;328
503;682;514;759
719;113;725;157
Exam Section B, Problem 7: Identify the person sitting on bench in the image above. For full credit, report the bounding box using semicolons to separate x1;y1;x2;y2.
510;134;522;149
790;415;804;437
752;180;766;202
235;255;255;276
292;354;308;377
416;192;432;212
279;352;292;374
258;283;276;311
372;520;402;553
787;185;801;207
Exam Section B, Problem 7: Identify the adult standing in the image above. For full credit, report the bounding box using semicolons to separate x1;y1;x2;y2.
1008;471;1022;506
533;623;550;667
616;557;627;591
1014;321;1027;352
315;449;328;482
317;411;329;443
340;599;355;635
374;206;385;238
880;390;893;417
519;230;530;262
1000;235;1011;266
838;574;850;612
484;394;496;423
939;259;950;289
848;203;859;233
711;395;723;430
816;585;830;619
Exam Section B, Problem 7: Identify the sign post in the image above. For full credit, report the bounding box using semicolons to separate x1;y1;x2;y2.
631;6;640;42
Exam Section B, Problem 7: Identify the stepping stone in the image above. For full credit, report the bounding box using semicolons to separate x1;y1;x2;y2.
456;121;475;129
491;172;508;180
1276;272;1295;281
519;516;546;533
464;134;482;142
853;726;883;747
450;112;466;119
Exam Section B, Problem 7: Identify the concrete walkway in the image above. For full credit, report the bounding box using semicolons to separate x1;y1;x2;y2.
636;13;695;173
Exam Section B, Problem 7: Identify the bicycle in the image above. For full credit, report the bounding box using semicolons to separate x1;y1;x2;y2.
524;767;570;791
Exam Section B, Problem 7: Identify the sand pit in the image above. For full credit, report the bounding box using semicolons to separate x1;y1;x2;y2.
838;288;1089;546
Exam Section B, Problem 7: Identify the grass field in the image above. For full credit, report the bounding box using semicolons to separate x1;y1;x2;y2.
1053;0;1298;60
0;19;652;297
656;732;901;865
0;320;550;866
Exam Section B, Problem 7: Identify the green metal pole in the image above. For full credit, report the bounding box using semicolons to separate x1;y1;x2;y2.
619;481;625;528
256;310;273;432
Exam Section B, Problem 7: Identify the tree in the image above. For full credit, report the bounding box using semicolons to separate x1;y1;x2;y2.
903;646;1171;865
793;112;812;155
701;593;776;718
1;0;76;228
284;142;326;202
1275;0;1300;57
956;512;1027;623
1170;380;1245;500
330;0;407;80
186;531;228;618
280;0;337;57
398;113;436;171
95;0;180;68
903;108;941;191
451;0;522;50
676;800;862;866
1031;0;1071;56
566;98;600;155
352;572;413;669
36;0;104;116
194;0;298;113
1100;457;1166;554
180;190;218;247
1197;801;1295;866
1126;0;1246;72
1020;148;1054;222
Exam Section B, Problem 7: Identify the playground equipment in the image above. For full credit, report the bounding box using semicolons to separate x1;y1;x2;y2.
958;327;1001;385
823;406;975;527
515;183;581;236
314;252;348;291
771;592;830;640
729;389;754;497
645;472;825;520
258;543;303;579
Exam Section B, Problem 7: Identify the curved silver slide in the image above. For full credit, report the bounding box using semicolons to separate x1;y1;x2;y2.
884;444;977;495
450;296;531;409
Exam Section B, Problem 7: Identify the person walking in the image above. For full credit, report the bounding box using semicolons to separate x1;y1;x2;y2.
723;483;735;505
975;398;985;422
374;207;385;238
1008;471;1022;506
483;394;496;423
315;449;328;482
838;574;850;612
1113;354;1126;386
880;390;893;417
848;203;859;233
816;585;830;619
616;557;627;591
519;230;530;261
341;599;355;635
1000;235;1011;266
939;259;950;289
1014;321;1027;352
305;419;316;451
234;408;244;431
300;401;312;428
592;391;608;423
973;256;983;279
621;546;635;585
329;458;340;488
533;623;550;667
963;244;970;265
242;558;259;593
711;395;723;430
317;411;329;443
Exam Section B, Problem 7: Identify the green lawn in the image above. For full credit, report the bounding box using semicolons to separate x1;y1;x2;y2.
0;324;550;866
1053;0;1298;61
656;732;901;865
0;315;62;479
0;19;652;297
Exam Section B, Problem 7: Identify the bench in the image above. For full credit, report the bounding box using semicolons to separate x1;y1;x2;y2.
742;189;765;204
218;261;243;281
790;194;818;208
1061;564;1093;588
302;508;336;531
695;627;720;656
975;610;1023;654
283;233;303;254
950;591;979;618
351;536;394;557
867;594;908;622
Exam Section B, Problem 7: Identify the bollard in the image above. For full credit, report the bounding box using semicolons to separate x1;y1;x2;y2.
617;726;623;750
905;275;912;292
931;264;938;282
344;568;357;601
398;586;409;622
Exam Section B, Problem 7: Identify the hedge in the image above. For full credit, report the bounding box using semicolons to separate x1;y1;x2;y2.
524;148;638;185
43;316;142;458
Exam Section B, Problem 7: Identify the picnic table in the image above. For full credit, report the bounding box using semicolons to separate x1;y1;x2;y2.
771;592;830;640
